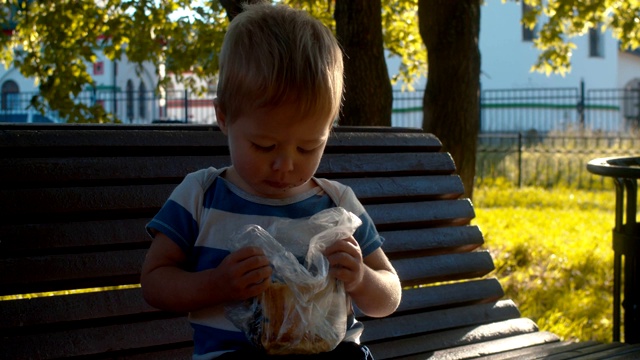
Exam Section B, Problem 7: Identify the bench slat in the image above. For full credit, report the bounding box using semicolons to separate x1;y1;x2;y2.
0;125;228;151
367;199;475;231
423;332;562;360
394;279;504;314
341;175;463;203
0;153;454;187
0;156;230;186
0;186;172;221
0;125;441;154
393;251;495;286
0;288;159;330
317;153;455;177
1;248;493;295
0;178;466;221
381;226;484;257
382;330;560;360
475;340;603;360
1;317;193;360
0;249;146;295
0;218;150;253
568;343;640;359
366;319;552;359
475;341;634;360
361;300;522;343
2;279;504;332
116;348;193;360
1;222;483;259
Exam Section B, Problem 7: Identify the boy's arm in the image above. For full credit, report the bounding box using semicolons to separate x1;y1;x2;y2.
350;248;402;318
325;239;401;318
141;232;273;312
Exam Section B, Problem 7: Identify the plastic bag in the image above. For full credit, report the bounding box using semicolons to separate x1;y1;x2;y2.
224;207;362;355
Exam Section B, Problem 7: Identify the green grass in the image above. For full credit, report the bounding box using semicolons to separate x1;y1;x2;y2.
472;179;621;342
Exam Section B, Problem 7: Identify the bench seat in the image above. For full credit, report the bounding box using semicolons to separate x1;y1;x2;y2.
1;124;638;359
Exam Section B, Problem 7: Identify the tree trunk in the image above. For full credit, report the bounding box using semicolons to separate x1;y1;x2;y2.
220;0;264;21
335;0;391;126
418;0;481;200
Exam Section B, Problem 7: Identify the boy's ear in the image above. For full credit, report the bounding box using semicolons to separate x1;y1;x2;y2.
213;98;228;134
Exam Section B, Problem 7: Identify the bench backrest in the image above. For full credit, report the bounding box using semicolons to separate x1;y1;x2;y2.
0;124;542;359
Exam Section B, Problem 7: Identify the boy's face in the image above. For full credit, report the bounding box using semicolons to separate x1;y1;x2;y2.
217;102;333;199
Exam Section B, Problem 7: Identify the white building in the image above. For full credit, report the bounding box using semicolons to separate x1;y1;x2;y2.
391;0;640;132
0;46;159;124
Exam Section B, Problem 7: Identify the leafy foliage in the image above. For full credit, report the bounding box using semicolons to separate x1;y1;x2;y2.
516;0;640;75
0;0;228;121
381;0;426;90
0;0;424;121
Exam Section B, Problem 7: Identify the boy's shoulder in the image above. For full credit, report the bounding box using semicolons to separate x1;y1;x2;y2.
184;167;226;186
171;167;226;199
314;177;365;215
313;177;349;194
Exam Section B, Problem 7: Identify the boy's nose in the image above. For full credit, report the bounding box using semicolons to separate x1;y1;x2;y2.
272;154;294;172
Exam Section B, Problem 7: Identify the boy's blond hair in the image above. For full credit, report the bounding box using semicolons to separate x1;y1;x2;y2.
216;2;344;123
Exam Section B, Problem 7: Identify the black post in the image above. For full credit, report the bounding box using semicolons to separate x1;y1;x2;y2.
112;60;118;118
518;132;523;188
478;81;483;133
578;79;585;129
588;156;640;344
184;89;189;124
618;177;639;343
636;84;640;128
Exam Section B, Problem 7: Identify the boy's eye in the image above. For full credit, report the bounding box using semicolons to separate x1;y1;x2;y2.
252;143;275;152
297;147;313;154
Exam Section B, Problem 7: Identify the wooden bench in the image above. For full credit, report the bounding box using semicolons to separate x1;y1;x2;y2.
1;124;639;359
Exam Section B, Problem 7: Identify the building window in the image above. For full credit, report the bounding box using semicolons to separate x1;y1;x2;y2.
522;3;537;42
589;27;604;58
93;61;104;75
126;80;134;122
139;81;147;120
1;80;20;110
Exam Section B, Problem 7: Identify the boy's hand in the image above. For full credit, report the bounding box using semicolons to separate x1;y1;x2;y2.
324;236;365;293
218;246;272;301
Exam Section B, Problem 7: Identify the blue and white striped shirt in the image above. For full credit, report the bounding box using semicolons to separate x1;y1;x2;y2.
146;167;383;359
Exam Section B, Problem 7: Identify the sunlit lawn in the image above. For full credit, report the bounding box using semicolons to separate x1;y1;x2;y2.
472;180;621;342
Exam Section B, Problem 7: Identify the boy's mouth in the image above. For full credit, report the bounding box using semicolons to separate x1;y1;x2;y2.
264;180;293;189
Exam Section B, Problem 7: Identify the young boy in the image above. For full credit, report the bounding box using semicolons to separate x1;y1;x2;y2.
141;3;401;359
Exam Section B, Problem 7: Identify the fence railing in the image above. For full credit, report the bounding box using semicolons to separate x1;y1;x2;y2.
0;89;217;124
2;81;639;130
392;81;640;132
476;132;639;190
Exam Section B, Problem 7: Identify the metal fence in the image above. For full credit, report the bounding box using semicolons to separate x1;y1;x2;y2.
3;81;639;130
0;89;217;124
392;81;640;132
476;132;639;190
